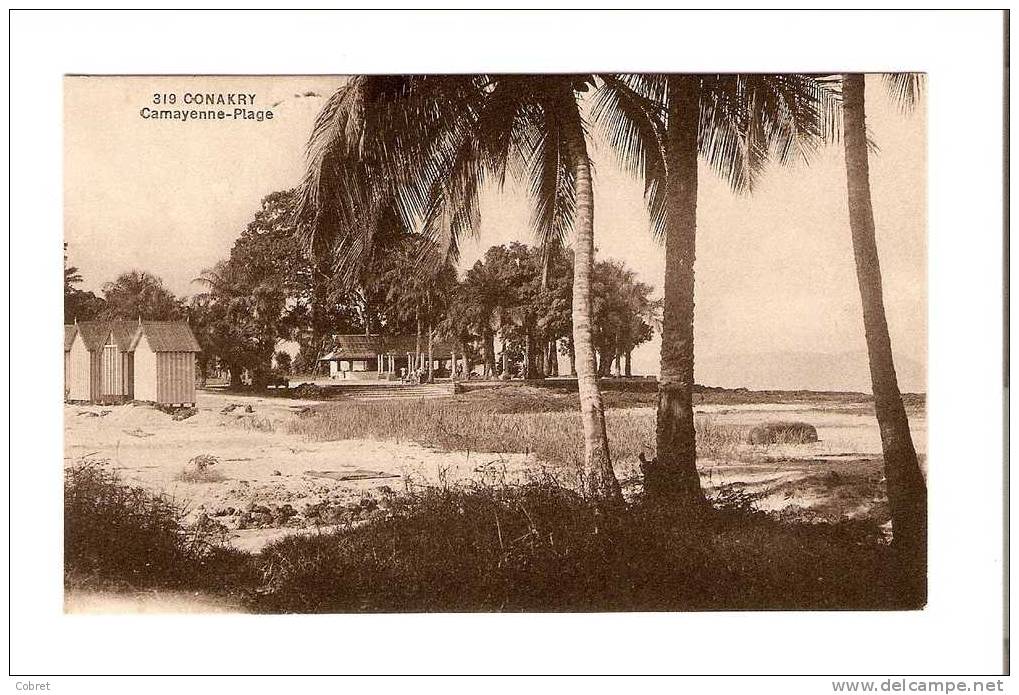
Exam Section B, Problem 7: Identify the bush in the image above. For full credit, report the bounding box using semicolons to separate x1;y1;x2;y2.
746;421;818;445
252;482;908;613
175;454;227;483
64;460;253;592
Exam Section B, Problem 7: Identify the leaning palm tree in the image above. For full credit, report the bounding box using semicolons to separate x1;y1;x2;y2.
841;72;927;603
594;74;836;507
297;75;623;503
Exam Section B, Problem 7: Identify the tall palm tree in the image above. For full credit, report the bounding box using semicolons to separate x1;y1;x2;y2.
841;73;927;603
595;74;835;507
297;75;623;502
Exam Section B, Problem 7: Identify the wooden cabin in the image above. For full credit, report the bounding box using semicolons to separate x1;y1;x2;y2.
64;320;200;406
128;321;202;406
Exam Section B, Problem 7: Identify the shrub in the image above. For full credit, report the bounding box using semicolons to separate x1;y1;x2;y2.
64;460;252;591
175;454;227;483
252;482;908;613
746;421;819;445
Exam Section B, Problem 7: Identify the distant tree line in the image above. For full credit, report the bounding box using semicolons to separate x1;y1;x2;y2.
64;190;658;388
64;243;182;323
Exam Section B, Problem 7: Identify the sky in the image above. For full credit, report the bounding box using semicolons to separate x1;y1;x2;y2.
64;75;926;391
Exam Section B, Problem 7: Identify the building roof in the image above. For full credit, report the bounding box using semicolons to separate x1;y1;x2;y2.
72;320;140;352
69;320;201;353
131;321;202;353
319;334;456;360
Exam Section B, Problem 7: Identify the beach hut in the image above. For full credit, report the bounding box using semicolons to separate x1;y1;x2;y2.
66;320;141;403
129;321;201;406
64;325;76;398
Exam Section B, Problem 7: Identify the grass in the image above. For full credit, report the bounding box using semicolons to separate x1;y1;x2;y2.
253;482;909;613
64;385;923;611
240;376;925;414
281;397;767;474
65;457;918;612
65;460;253;593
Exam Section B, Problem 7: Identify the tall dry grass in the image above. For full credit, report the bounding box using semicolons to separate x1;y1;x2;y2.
281;399;758;470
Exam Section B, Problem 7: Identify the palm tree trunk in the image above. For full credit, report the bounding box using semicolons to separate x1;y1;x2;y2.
645;75;707;507
524;328;533;380
427;295;434;383
483;326;496;377
534;332;545;379
415;307;422;373
843;74;927;604
561;93;623;504
625;349;632;377
500;333;509;379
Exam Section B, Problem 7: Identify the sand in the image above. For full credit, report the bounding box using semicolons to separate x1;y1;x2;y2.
65;392;536;552
65;390;926;551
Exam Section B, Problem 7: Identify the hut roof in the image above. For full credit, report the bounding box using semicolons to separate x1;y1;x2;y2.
131;321;202;353
73;320;200;353
74;320;140;352
319;334;456;360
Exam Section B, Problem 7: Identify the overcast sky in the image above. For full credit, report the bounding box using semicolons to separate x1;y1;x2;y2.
65;75;926;390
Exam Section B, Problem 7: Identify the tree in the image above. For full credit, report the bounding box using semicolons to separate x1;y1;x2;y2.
460;256;505;378
297;75;625;503
595;74;834;507
63;244;106;322
99;270;181;321
841;73;927;603
592;258;658;376
534;246;575;378
100;270;181;321
377;241;459;381
191;261;276;388
191;190;338;386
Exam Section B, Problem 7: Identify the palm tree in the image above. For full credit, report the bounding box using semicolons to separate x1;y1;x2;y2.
100;269;182;321
841;73;927;603
378;241;458;382
297;75;623;503
595;74;835;507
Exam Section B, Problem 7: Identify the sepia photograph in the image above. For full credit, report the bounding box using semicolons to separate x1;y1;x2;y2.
7;8;1008;684
63;71;928;614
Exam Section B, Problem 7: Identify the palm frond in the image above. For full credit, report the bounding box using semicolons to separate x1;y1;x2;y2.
883;72;925;113
592;74;668;238
524;106;577;271
698;74;842;193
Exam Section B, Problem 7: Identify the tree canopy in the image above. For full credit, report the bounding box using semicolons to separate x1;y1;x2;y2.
64;245;107;323
100;270;182;321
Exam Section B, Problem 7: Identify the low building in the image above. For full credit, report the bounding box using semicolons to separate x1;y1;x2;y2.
66;320;139;403
64;320;201;406
318;334;460;380
64;325;76;397
128;321;202;405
